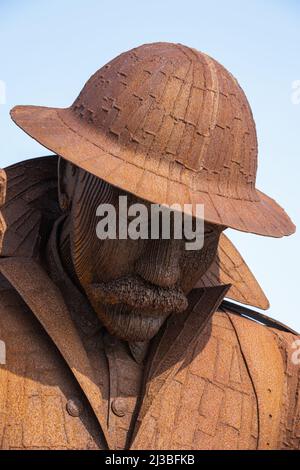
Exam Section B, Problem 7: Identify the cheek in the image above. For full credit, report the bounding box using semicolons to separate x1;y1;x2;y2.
93;238;145;281
72;203;145;283
179;239;219;293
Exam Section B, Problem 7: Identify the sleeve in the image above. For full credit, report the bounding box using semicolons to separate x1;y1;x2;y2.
271;328;300;449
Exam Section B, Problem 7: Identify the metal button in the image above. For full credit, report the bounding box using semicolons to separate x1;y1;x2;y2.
66;398;83;417
111;398;126;417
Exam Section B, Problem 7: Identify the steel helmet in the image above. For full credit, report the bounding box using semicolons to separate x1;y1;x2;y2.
10;42;295;237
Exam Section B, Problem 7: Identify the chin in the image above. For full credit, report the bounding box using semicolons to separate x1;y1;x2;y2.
96;304;169;342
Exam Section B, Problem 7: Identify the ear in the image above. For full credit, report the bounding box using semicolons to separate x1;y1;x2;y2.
57;157;78;211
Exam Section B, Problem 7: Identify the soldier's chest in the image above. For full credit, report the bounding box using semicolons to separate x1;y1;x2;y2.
1;301;258;450
83;316;259;450
130;314;259;450
83;333;145;450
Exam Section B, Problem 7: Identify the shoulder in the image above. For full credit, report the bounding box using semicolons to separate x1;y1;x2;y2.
0;271;32;333
215;300;300;367
217;300;299;345
216;301;300;449
0;270;49;358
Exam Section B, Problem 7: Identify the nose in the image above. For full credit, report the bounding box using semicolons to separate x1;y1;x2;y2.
135;238;183;288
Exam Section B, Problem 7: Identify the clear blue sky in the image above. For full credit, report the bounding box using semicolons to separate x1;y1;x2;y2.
0;0;299;329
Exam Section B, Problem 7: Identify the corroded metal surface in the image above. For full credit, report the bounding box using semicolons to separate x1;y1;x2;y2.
10;43;295;237
0;266;299;449
0;43;298;450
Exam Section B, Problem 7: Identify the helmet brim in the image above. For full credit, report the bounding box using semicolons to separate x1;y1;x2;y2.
10;104;296;238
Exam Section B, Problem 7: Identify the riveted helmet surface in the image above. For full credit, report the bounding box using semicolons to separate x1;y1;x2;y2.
10;42;295;237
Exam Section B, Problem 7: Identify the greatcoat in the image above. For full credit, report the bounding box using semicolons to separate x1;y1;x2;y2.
0;157;299;450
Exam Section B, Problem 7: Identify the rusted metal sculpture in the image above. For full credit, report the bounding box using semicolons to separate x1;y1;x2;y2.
0;42;298;450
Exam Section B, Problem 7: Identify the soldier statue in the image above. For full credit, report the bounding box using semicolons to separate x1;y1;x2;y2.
0;42;298;450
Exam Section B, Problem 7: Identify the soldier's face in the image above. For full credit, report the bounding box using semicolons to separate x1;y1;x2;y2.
67;168;223;342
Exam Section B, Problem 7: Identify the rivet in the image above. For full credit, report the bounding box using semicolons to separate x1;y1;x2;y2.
111;398;126;417
66;398;83;417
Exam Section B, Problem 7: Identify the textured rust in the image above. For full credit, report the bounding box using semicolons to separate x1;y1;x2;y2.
89;275;188;314
0;42;298;450
10;43;295;237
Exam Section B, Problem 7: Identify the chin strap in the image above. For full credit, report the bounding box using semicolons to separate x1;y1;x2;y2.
221;299;299;335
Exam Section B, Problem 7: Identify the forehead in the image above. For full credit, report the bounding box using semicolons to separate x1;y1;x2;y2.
105;181;224;233
77;170;225;235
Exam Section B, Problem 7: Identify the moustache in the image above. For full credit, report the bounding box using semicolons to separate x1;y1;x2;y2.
87;275;188;315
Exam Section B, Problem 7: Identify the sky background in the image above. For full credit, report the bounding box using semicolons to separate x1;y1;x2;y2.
0;0;299;330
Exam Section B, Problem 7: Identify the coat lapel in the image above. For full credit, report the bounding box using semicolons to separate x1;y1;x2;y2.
131;284;230;448
0;256;113;449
